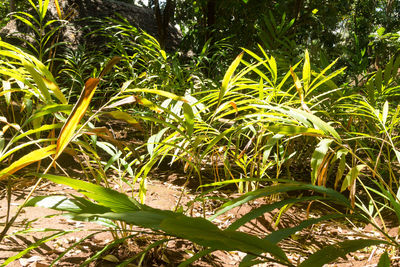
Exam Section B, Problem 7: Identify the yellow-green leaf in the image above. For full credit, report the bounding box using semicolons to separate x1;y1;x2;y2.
102;255;119;263
126;88;187;102
42;76;67;104
267;125;324;136
290;66;303;99
0;145;56;180
303;50;311;92
99;56;122;79
104;110;142;129
219;52;244;106
182;102;194;137
341;165;366;192
55;78;100;159
24;64;52;102
136;96;162;113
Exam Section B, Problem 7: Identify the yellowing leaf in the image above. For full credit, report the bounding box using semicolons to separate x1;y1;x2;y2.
290;66;302;97
42;76;67;104
290;66;311;112
54;0;62;18
136;96;162;113
104;111;142;130
229;101;238;114
311;139;333;185
55;78;100;159
0;145;56;180
303;50;311;92
99;56;122;79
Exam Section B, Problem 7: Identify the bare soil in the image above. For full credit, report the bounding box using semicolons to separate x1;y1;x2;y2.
1;169;398;267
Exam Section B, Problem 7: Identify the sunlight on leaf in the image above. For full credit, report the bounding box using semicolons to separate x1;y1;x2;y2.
55;78;100;160
0;145;56;180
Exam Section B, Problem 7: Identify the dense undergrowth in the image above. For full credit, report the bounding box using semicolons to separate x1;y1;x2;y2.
0;0;399;266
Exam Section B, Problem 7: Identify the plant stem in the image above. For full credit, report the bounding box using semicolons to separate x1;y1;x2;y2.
0;159;54;243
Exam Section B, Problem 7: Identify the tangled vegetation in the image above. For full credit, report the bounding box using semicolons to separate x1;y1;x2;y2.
0;0;399;266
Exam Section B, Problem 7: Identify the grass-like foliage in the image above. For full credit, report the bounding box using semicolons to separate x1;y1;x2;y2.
0;1;399;266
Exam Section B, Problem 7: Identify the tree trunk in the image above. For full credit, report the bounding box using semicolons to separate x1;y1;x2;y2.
154;0;175;49
205;0;216;42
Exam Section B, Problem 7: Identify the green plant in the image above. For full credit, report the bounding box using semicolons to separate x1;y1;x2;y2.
0;39;121;244
23;174;392;266
8;0;65;65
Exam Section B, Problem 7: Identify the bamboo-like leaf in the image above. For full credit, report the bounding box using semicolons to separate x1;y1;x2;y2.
340;164;366;192
159;215;288;262
290;66;311;112
136;96;162;113
26;195;111;214
182;103;194;137
31;177;289;263
105;95;136;109
311;139;333;185
290;66;303;100
55;78;100;159
0;145;56;180
218;52;244;106
269;56;277;84
366;79;375;105
99;56;122;78
291;108;341;140
36;173;141;212
125;88;187;102
266;214;346;244
1;80;11;105
334;151;348;190
377;251;391;267
41;0;50;20
201;128;234;158
42;76;67;104
210;183;350;221
382;101;389;126
24;64;52;102
54;0;62;18
267;125;324;136
13;123;63;143
227;196;323;231
303;50;311;92
299;239;387;267
375;69;383;94
104;111;141;127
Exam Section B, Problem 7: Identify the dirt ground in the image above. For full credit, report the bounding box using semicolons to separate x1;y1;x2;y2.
1;167;399;267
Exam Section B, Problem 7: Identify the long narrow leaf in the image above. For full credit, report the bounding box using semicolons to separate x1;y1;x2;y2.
0;145;55;180
55;78;99;159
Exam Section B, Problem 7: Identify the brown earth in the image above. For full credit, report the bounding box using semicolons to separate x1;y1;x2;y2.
1;169;398;267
